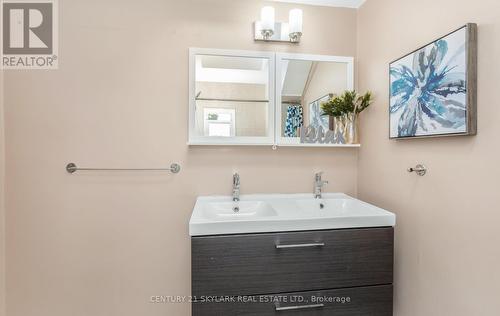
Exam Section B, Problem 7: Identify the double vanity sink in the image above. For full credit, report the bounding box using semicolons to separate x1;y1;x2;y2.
189;193;395;236
189;189;396;315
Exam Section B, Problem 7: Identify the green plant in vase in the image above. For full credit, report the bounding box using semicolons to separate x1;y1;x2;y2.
321;90;373;144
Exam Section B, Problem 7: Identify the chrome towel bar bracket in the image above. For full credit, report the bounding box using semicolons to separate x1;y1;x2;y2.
66;162;181;174
407;164;427;176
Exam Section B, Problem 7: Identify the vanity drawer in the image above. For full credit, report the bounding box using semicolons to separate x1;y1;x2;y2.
192;227;393;297
193;284;393;316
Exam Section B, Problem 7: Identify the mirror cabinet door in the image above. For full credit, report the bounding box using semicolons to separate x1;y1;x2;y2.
276;54;354;146
189;49;275;145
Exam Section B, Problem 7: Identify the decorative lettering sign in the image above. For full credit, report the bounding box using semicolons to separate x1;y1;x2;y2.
300;126;345;144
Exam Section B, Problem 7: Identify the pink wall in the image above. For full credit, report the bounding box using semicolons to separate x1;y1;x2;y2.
0;59;5;316
5;1;499;315
357;0;500;315
3;1;358;315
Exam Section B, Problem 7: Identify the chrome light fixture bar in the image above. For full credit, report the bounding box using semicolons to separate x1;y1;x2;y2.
254;7;303;43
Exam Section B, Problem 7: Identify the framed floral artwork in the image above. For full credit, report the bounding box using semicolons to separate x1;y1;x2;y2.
389;23;477;139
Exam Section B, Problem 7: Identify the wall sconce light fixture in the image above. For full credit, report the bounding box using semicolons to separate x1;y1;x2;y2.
254;7;303;43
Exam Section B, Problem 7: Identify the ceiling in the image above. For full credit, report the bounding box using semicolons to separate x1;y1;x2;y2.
268;0;366;9
281;60;313;98
196;55;269;85
200;55;265;71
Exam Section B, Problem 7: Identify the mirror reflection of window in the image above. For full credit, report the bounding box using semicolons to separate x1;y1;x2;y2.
194;55;269;138
280;60;348;138
203;108;235;137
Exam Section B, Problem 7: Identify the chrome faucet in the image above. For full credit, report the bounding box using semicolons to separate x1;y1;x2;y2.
232;173;240;202
314;172;329;199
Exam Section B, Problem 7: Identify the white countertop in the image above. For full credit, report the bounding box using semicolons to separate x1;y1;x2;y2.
189;193;396;236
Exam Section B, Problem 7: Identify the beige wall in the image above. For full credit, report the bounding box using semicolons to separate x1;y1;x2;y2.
3;1;357;315
357;0;500;315
5;1;500;315
0;58;6;316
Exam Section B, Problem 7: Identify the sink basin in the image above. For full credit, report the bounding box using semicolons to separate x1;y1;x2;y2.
189;193;396;236
295;198;385;216
202;201;278;220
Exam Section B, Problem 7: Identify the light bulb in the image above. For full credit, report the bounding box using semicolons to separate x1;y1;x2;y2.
289;9;303;34
261;6;275;31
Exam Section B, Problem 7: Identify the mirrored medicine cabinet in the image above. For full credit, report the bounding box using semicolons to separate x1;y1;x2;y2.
188;48;356;147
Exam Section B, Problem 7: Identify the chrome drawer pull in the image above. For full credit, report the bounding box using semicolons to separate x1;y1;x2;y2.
275;303;325;311
275;242;325;249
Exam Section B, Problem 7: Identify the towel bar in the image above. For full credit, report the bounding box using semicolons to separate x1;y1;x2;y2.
66;162;181;174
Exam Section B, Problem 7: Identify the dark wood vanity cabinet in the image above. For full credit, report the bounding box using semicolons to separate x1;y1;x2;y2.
191;227;394;315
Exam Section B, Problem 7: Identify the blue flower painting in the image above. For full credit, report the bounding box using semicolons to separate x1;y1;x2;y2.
390;26;470;138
